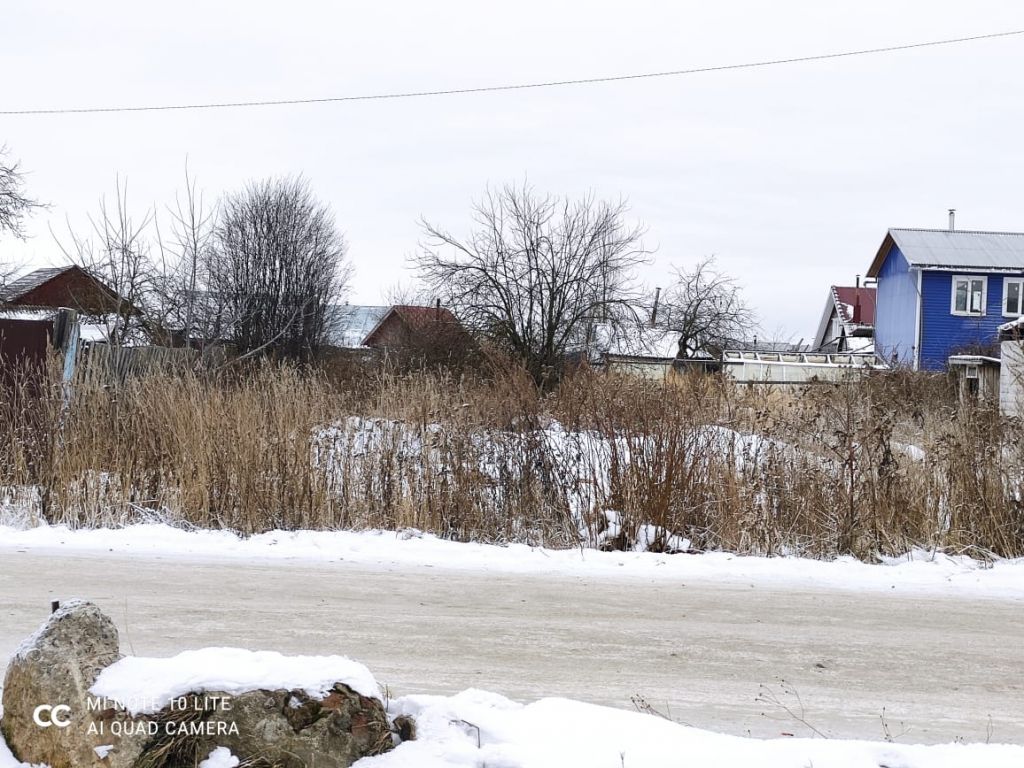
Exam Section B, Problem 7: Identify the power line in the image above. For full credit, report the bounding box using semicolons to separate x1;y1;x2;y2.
3;28;1022;116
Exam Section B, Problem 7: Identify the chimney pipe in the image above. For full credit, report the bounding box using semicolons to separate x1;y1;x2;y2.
948;209;956;232
855;274;861;288
435;298;441;321
650;287;661;327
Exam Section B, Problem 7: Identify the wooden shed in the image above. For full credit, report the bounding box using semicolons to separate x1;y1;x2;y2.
947;354;1001;405
0;266;126;315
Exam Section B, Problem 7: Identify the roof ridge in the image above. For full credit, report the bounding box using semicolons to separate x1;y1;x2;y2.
829;285;848;323
890;227;1024;237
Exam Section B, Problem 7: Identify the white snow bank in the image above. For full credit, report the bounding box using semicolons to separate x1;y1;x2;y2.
2;522;1023;599
363;690;1024;768
0;740;31;768
90;648;380;715
6;689;1020;768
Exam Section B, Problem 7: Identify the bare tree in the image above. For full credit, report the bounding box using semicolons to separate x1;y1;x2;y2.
0;146;44;287
155;164;219;347
208;176;350;362
414;183;649;385
659;257;756;357
382;280;433;308
53;179;156;346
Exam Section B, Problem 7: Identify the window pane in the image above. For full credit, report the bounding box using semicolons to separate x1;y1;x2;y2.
1009;282;1021;315
955;280;968;312
971;280;984;313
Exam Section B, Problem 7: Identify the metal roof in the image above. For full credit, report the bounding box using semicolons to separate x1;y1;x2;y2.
0;267;71;302
867;229;1024;276
812;286;875;352
324;304;390;348
592;323;682;360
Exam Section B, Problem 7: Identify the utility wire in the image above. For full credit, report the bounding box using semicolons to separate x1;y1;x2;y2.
2;28;1022;116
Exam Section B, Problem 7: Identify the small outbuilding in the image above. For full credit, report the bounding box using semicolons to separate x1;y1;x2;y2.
0;266;126;316
947;354;1001;405
591;324;686;382
998;318;1024;418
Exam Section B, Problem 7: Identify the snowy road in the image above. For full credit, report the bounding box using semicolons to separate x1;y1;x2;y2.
1;549;1021;746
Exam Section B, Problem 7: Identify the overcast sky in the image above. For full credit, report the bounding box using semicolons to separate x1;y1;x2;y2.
2;1;1022;340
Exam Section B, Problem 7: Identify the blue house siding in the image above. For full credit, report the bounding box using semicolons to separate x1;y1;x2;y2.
874;245;918;366
918;271;1010;370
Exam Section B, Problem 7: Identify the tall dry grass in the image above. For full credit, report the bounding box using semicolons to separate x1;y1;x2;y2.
1;360;1022;559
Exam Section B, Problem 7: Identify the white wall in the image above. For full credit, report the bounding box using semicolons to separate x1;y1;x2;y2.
1000;340;1024;419
722;360;876;385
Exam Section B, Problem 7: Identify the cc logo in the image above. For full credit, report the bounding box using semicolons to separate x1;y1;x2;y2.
32;704;72;728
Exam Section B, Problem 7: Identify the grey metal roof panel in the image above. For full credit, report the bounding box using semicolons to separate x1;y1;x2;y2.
0;267;70;302
325;304;391;348
889;228;1024;271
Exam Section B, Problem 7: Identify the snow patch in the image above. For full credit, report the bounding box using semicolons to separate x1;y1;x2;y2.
0;735;45;768
198;747;238;768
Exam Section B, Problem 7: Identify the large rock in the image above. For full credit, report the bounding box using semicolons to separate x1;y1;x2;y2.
134;687;392;768
1;602;397;768
1;600;127;768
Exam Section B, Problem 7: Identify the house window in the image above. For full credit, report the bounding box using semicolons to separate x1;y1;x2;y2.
1004;278;1024;316
951;276;987;316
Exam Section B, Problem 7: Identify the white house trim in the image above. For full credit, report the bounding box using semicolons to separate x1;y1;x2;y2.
913;268;923;371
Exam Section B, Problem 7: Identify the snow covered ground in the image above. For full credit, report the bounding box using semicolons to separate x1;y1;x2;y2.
4;687;1023;768
367;690;1024;767
3;523;1022;766
1;521;1022;599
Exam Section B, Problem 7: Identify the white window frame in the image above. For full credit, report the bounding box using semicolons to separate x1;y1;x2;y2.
1003;277;1024;317
951;275;987;317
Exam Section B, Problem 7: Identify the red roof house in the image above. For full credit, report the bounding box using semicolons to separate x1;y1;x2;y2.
0;266;127;316
812;285;876;353
360;304;473;365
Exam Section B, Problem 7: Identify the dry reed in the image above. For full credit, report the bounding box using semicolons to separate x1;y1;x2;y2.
1;360;1022;560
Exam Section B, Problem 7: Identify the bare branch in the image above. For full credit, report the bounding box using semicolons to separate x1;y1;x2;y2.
413;183;650;385
0;146;45;286
659;256;757;357
0;145;44;241
50;177;157;347
207;175;350;362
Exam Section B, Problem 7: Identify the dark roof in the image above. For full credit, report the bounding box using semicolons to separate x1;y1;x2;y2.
0;267;72;302
868;228;1024;277
363;304;462;346
391;305;459;329
832;286;876;326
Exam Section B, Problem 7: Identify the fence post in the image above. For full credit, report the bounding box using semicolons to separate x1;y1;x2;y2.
53;308;80;404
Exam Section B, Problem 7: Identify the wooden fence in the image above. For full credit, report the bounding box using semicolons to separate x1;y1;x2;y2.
75;343;211;385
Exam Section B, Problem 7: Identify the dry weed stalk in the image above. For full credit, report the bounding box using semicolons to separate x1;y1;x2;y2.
1;360;1022;559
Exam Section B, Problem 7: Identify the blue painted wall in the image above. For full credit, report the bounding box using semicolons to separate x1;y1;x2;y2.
918;271;1012;370
874;245;918;366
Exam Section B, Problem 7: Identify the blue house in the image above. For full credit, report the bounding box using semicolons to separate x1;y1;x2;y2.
867;228;1024;370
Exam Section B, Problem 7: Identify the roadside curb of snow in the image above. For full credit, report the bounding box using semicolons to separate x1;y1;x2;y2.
1;522;1023;600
